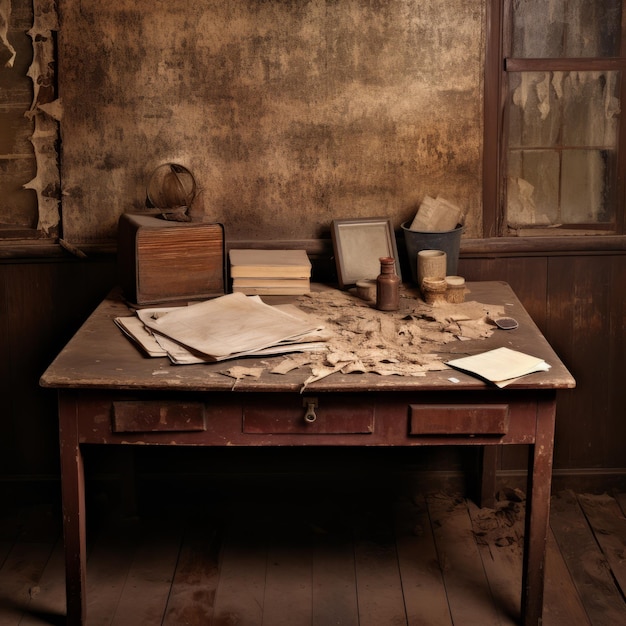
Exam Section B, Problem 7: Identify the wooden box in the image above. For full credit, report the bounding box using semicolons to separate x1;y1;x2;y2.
117;213;225;305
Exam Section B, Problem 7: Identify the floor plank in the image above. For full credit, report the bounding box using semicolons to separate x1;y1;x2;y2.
263;520;313;626
427;493;502;626
211;514;267;625
111;519;183;625
1;488;625;625
18;538;66;626
83;516;142;625
467;495;523;625
543;529;591;626
550;490;626;626
0;540;57;626
353;499;407;626
312;529;359;626
577;493;626;598
162;517;221;626
394;495;452;626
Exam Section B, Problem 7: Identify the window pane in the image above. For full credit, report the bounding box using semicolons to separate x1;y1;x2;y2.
562;72;619;147
506;70;619;228
507;148;615;227
512;0;621;58
507;150;560;227
561;150;614;223
508;71;619;148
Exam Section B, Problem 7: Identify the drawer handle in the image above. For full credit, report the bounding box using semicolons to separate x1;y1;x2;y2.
303;397;318;423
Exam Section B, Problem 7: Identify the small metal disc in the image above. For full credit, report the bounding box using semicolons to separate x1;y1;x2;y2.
495;317;519;330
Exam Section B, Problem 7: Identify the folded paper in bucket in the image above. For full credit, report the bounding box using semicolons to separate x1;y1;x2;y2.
409;195;463;232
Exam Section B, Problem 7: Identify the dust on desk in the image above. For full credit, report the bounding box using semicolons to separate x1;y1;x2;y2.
280;288;504;385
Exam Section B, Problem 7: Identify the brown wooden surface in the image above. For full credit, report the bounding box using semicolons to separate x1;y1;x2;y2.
4;488;626;625
40;281;575;392
550;491;626;625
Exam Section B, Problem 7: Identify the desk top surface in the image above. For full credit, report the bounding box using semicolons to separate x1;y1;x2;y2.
40;281;575;393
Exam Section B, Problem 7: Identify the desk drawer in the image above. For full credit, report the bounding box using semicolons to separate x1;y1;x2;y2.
243;395;374;435
409;404;509;437
112;400;206;433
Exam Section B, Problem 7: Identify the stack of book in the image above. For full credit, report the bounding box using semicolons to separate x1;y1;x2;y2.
229;249;312;295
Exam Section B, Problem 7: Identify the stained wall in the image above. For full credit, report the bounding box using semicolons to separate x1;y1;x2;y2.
58;0;484;244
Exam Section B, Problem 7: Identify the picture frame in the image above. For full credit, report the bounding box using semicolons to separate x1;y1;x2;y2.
331;218;402;288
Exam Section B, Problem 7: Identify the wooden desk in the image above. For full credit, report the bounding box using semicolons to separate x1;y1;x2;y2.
40;281;575;626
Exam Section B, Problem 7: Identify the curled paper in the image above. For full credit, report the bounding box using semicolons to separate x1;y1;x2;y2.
0;0;16;68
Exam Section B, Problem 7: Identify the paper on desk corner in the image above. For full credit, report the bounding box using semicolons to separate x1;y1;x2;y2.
446;347;550;387
114;316;168;357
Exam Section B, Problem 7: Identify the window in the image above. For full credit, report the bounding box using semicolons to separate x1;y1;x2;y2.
0;0;59;242
484;0;626;236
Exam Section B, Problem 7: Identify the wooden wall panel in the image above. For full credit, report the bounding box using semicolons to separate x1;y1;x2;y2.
607;256;626;468
460;253;626;476
546;256;624;470
546;256;608;470
0;259;116;476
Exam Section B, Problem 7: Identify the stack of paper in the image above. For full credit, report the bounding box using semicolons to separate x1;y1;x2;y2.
115;292;327;364
229;249;311;295
446;347;551;387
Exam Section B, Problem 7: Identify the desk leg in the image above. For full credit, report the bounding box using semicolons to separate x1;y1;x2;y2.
521;395;556;626
59;393;87;626
479;446;498;509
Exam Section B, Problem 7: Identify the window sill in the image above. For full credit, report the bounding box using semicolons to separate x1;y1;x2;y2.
2;234;625;262
0;240;116;261
462;235;626;257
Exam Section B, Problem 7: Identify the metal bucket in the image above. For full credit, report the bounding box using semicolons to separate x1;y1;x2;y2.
401;222;464;284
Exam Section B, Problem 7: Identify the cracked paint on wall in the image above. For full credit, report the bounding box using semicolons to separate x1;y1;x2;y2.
58;0;485;244
22;0;60;235
0;0;16;67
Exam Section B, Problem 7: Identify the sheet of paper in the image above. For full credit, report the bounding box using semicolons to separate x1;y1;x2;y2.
114;316;167;357
137;292;321;360
446;347;551;387
151;332;325;364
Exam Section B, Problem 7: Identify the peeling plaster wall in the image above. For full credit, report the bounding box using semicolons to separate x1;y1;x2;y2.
0;0;38;230
59;0;485;244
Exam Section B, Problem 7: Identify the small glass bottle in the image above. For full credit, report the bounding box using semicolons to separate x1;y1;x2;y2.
376;256;400;311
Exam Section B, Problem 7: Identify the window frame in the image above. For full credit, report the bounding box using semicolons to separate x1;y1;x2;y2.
483;0;626;238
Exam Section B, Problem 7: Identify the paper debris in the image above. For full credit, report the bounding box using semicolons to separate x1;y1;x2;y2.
292;289;499;385
0;0;16;67
270;355;313;374
223;366;265;380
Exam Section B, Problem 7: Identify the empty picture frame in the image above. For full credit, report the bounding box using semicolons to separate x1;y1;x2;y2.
331;218;402;288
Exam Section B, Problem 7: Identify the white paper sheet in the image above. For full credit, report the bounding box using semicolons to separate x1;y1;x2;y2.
446;347;551;387
137;292;321;360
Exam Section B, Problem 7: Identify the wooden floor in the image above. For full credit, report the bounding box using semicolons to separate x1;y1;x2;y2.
1;484;625;626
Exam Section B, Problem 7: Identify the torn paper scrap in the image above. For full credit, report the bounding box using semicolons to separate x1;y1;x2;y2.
0;0;16;68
